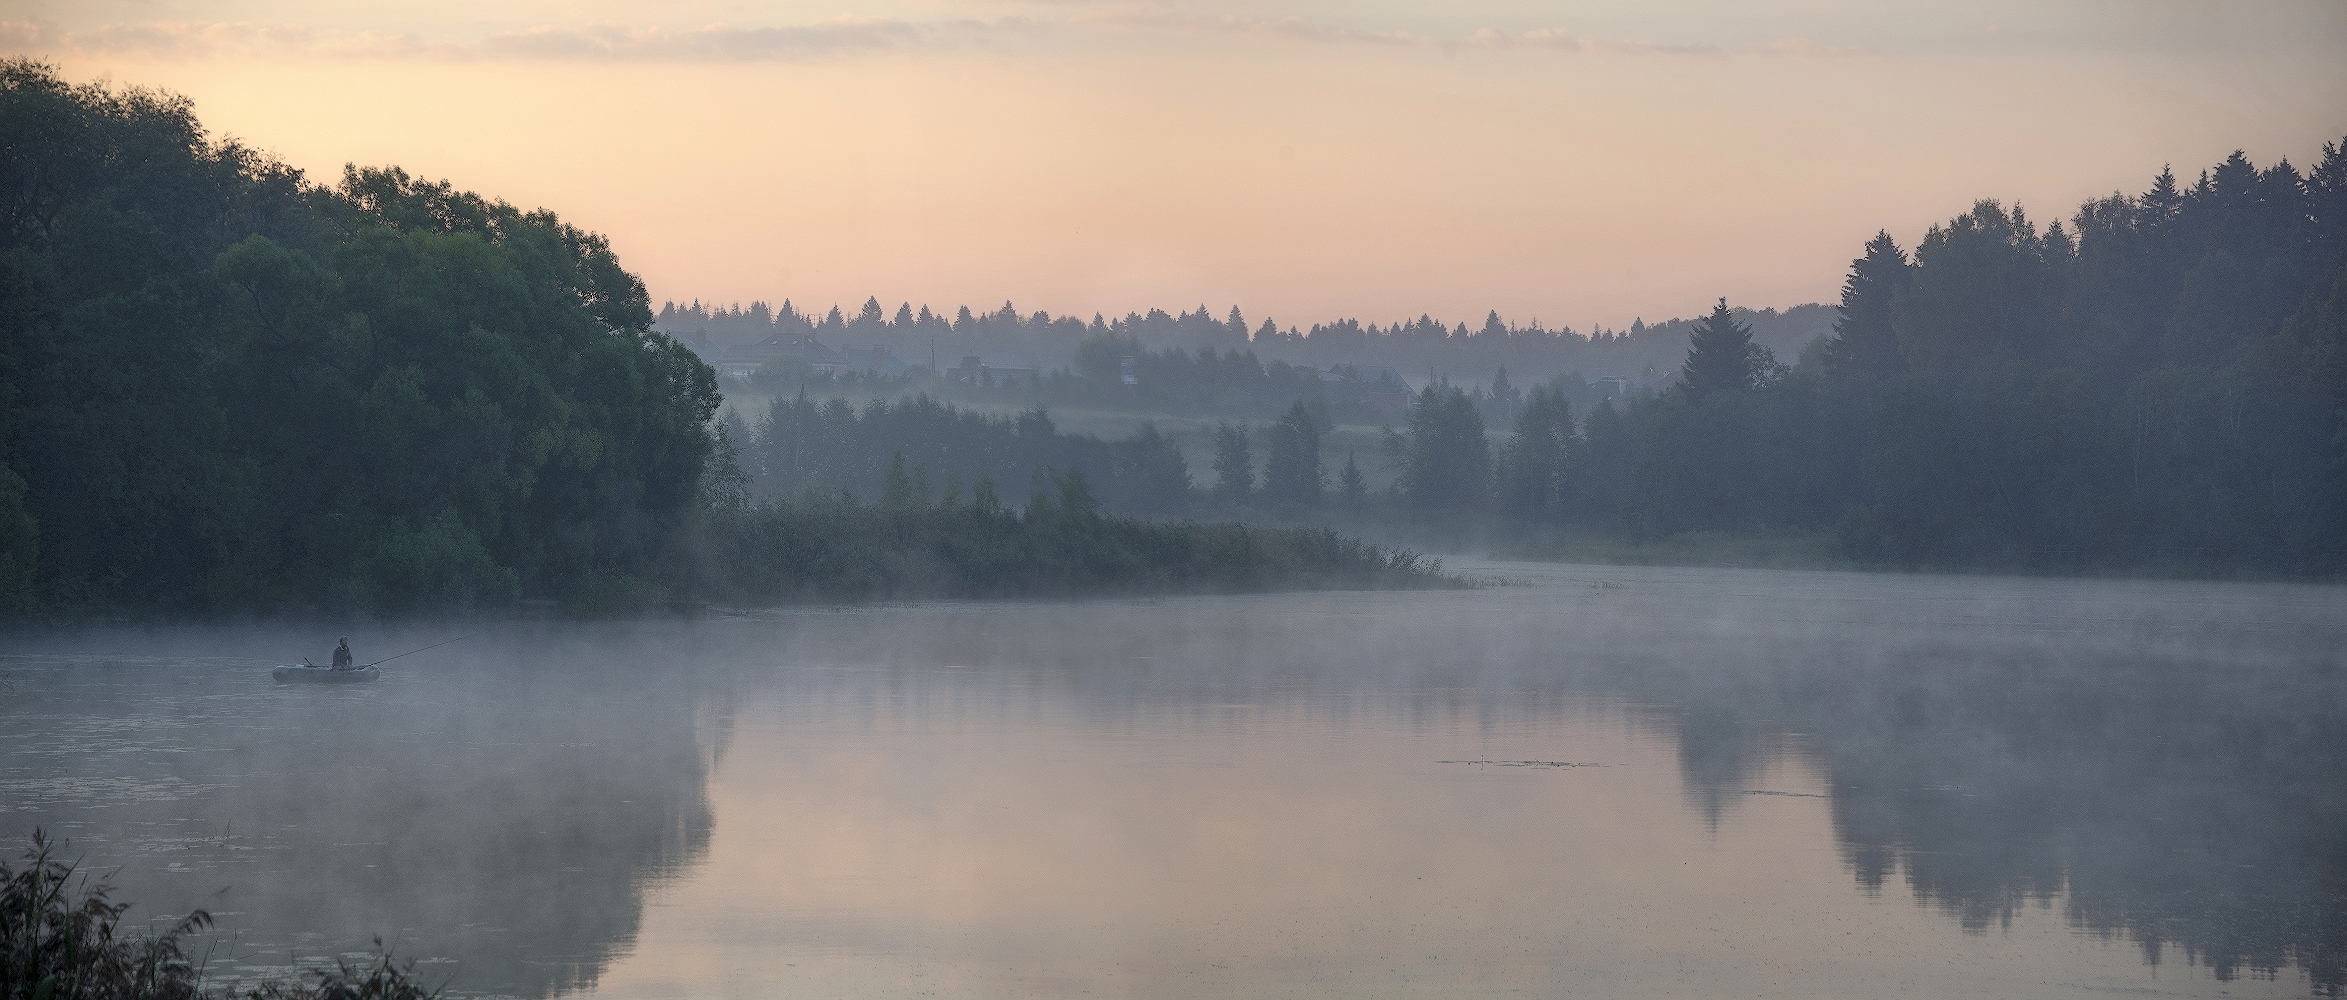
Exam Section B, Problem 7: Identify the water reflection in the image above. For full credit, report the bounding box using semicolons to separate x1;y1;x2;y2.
1613;569;2347;995
1809;652;2347;992
3;566;2342;997
0;627;719;996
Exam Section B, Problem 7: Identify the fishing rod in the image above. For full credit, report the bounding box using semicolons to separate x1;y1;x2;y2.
364;633;478;669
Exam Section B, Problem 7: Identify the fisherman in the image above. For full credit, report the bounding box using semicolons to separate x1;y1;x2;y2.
332;637;353;669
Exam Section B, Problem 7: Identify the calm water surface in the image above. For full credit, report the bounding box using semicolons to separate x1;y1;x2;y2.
3;562;2342;998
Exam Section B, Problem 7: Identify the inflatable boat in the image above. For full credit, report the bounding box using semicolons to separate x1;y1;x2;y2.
271;663;380;683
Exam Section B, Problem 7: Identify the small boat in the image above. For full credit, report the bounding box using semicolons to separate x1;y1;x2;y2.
271;663;380;684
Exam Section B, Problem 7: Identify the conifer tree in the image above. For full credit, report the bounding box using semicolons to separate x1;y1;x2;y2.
1339;452;1368;512
1262;401;1324;508
1397;386;1490;510
1025;467;1058;520
1574;398;1634;525
1822;232;1912;381
879;451;916;512
1480;310;1508;339
1499;386;1575;521
1211;423;1255;505
2142;166;2184;228
1681;298;1763;397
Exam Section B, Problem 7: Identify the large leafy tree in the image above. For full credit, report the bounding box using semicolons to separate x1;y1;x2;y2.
1892;200;2069;376
0;60;720;612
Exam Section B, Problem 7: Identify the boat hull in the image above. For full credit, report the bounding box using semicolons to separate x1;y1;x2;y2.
272;664;380;684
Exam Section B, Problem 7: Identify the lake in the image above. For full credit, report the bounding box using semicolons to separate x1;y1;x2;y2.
3;561;2342;998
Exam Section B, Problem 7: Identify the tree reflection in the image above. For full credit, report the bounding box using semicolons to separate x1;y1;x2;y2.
0;628;722;999
1658;643;2346;995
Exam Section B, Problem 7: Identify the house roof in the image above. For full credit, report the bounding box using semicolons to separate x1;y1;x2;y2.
719;337;848;365
1321;363;1411;388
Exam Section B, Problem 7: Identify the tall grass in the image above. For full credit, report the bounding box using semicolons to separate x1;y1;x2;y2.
677;470;1456;605
1;831;208;1000
1;833;435;1000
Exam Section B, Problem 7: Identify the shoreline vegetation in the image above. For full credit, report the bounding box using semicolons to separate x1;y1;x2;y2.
1;831;437;1000
0;61;1445;620
675;464;1454;612
1493;530;2331;582
1;60;2341;621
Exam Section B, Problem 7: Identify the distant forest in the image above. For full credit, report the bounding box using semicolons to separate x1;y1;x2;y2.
658;294;1838;391
2;56;2339;612
709;142;2347;576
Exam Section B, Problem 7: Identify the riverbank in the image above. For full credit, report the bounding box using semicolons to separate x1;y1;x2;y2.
1496;530;1855;571
672;483;1459;613
1493;529;2343;584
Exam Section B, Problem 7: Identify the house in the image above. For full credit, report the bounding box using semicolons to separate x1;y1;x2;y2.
818;346;909;378
952;355;1040;386
719;334;835;364
709;336;853;382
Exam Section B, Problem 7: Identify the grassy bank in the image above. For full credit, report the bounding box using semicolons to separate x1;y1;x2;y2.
671;471;1456;609
1497;530;1858;571
1494;529;2343;583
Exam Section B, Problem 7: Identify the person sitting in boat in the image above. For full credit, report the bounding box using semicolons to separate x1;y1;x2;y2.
332;637;353;669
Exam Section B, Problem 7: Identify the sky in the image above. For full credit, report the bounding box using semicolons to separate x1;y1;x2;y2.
6;1;2344;330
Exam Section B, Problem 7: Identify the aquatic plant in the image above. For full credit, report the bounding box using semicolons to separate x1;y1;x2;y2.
0;831;210;1000
0;833;436;1000
226;944;437;1000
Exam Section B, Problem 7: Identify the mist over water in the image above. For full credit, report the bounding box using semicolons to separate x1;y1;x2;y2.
4;563;2342;998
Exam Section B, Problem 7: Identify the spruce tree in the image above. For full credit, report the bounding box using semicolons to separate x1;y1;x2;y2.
1681;298;1761;397
879;451;915;512
1211;422;1255;505
1822;232;1912;381
1262;401;1324;507
1399;386;1490;510
1480;310;1508;339
1339;452;1367;512
1500;385;1574;521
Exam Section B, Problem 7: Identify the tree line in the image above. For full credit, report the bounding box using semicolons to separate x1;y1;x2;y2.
1371;145;2347;573
725;394;1194;517
721;128;2347;578
663;292;1834;394
0;62;1444;614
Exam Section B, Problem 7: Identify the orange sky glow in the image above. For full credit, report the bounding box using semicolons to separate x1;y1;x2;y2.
9;1;2344;329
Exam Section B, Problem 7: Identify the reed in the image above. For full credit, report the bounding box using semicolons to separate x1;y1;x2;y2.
0;833;435;1000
